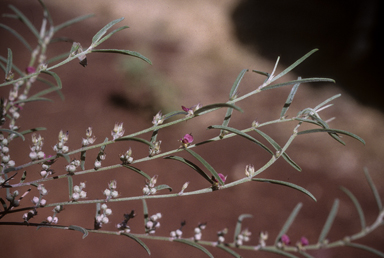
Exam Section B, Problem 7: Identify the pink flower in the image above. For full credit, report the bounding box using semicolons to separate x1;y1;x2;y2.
181;133;193;145
25;67;36;74
281;234;290;245
212;173;227;183
300;236;309;246
181;103;201;117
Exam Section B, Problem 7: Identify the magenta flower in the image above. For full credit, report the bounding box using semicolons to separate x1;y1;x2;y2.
181;106;190;112
300;236;309;246
281;234;290;245
25;66;36;74
181;103;201;117
181;133;193;146
212;173;227;183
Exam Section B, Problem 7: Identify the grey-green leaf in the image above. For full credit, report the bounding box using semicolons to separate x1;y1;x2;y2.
41;70;63;89
297;128;365;145
233;214;253;243
92;17;124;44
280;78;300;118
262;78;335;91
122;165;151;181
318;199;339;243
270;49;318;83
217;244;242;258
164;156;213;184
68;176;73;200
364;167;382;211
340;186;365;230
19;171;27;184
252;178;316;201
208;125;273;155
184;148;224;185
230;69;248;99
345;242;384;257
121;233;151;255
93;26;129;47
8;5;41;41
155;184;172;192
0;128;25;141
194;103;243;115
0;23;32;51
54;14;94;33
173;239;213;258
91;49;152;65
115;136;154;148
68;225;88;239
5;48;12;80
274;203;303;245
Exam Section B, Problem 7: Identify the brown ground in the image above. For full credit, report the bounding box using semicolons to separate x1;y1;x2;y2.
0;1;383;258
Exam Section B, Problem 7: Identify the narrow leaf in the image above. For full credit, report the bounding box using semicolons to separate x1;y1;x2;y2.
121;233;151;255
318;199;339;243
155;184;172;192
294;118;323;127
208;125;273;155
253;128;301;171
260;247;300;258
345;242;384;257
94;25;129;47
142;199;149;226
92;17;124;44
68;176;73;200
216;244;242;258
8;5;41;41
46;51;70;64
297;128;365;145
19;171;27;184
230;69;248;99
271;49;318;83
122;165;151;181
314;94;341;111
164;156;213;184
173;239;213;258
253;179;316;201
233;214;253;243
18;127;46;136
274;203;303;245
0;198;7;210
220;107;234;139
68;225;89;239
280;78;300;118
54;14;95;33
0;128;25;141
184;148;224;185
163;110;188;120
262;78;335;91
364;168;382;211
340;186;365;230
91;49;152;64
35;77;64;100
57;153;70;163
41;70;62;89
80;151;86;170
115;136;154;148
0;23;32;51
14;97;53;104
5;48;13;80
194;103;243;115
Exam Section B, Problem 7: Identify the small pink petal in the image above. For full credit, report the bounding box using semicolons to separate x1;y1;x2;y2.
181;106;190;112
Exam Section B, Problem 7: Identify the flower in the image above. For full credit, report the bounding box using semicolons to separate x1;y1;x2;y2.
180;133;193;147
300;236;309;246
25;67;36;74
152;111;165;126
182;103;201;117
111;122;124;140
281;234;290;245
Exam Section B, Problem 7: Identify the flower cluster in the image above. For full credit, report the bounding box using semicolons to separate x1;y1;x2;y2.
182;103;201;117
39;156;55;178
94;203;112;229
235;228;251;246
94;151;106;170
104;180;118;201
65;159;80;174
119;148;133;164
152;111;165;126
245;164;255;178
143;175;158;195
193;223;207;241
170;221;186;239
45;205;63;225
149;140;161;157
72;182;87;201
82;127;96;147
32;196;46;207
53;130;69;153
29;133;45;161
117;210;135;233
216;228;228;244
145;212;162;234
259;231;268;247
111;122;124;140
0;134;15;168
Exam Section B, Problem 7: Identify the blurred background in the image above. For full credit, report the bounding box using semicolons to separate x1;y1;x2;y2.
0;0;383;257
